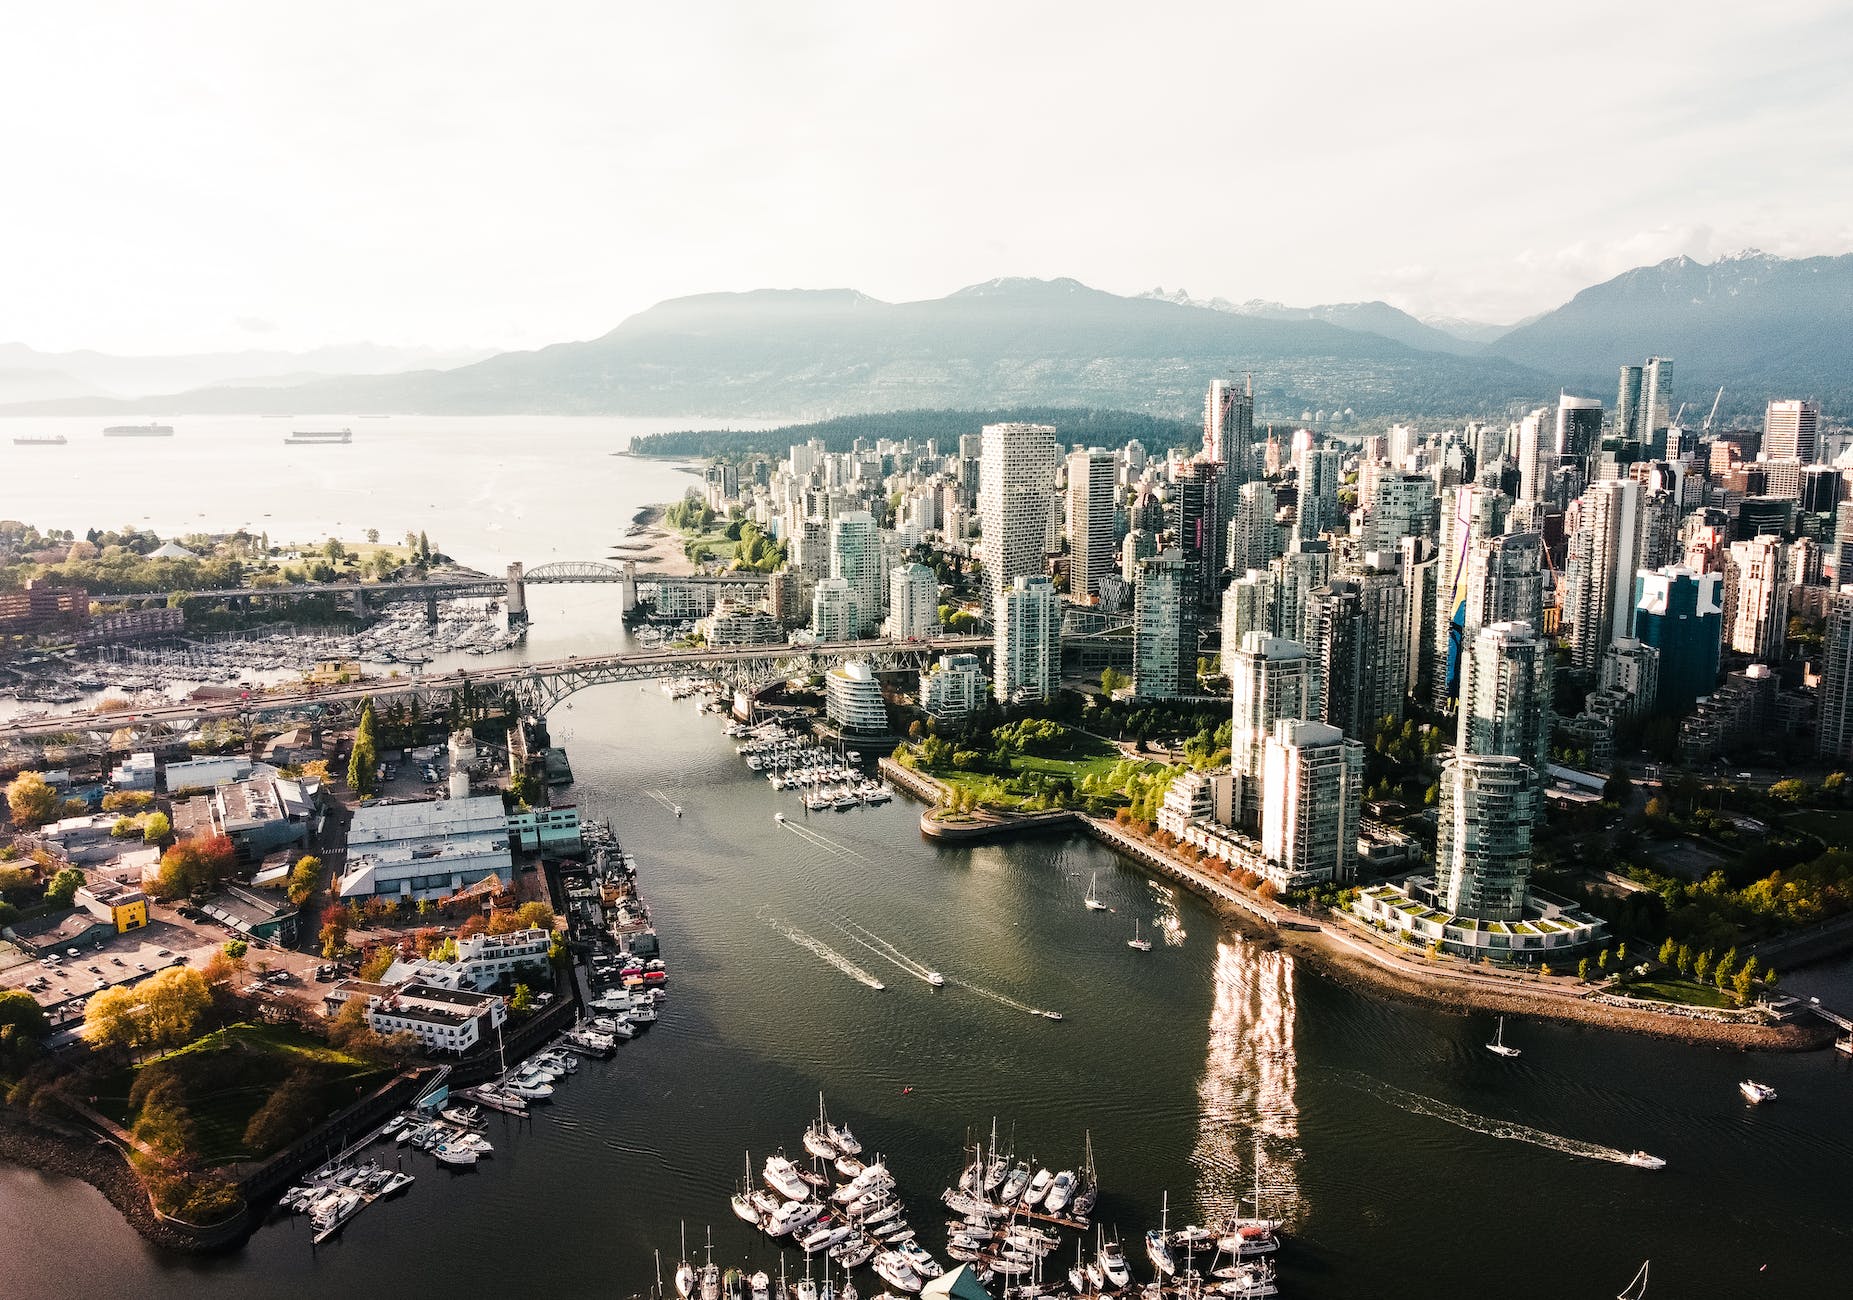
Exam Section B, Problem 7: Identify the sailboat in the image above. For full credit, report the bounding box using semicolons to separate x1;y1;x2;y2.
1617;1260;1649;1299
1084;872;1108;911
674;1224;697;1298
1486;1015;1521;1058
732;1151;761;1224
1146;1191;1177;1277
1128;919;1153;951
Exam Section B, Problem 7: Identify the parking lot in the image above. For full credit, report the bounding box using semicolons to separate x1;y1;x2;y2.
0;918;228;1030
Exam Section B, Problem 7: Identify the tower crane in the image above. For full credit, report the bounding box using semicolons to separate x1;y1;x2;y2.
1702;386;1725;434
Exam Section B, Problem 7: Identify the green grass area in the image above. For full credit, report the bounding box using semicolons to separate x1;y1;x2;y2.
920;731;1158;812
1787;808;1853;843
1619;977;1739;1009
94;1023;389;1165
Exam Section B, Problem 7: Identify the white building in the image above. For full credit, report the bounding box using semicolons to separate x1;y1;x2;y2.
1228;632;1313;826
1225;481;1279;576
326;979;507;1056
977;423;1058;613
1436;754;1536;921
1133;553;1192;699
811;577;856;642
1458;621;1553;799
337;795;514;901
1296;449;1342;539
1158;767;1234;838
1564;478;1642;673
829;510;883;636
994;574;1061;704
1065;446;1118;603
1725;536;1788;662
163;755;253;791
920;653;985;725
383;926;552;991
885;562;939;640
1260;719;1363;887
109;752;156;791
826;660;888;736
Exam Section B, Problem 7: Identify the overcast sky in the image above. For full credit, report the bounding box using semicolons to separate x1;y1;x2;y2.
3;0;1849;354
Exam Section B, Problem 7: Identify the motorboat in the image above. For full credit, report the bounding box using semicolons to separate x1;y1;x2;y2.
872;1252;923;1294
999;1161;1031;1204
1218;1225;1280;1257
765;1198;822;1237
802;1220;851;1253
896;1240;943;1279
1486;1015;1521;1058
432;1142;479;1167
1043;1169;1076;1214
765;1152;812;1200
828;1121;862;1156
1739;1080;1777;1104
835;1155;865;1180
1099;1235;1133;1288
749;1272;771;1300
1022;1166;1055;1207
1624;1151;1666;1170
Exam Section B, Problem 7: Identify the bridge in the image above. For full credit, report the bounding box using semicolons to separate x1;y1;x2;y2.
87;559;766;624
0;636;991;744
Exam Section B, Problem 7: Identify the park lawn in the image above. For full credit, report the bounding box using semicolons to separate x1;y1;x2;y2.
1620;977;1739;1010
923;732;1164;812
94;1023;390;1165
1786;808;1853;844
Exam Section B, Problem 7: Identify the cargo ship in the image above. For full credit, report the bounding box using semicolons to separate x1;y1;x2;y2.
285;428;353;445
103;422;174;437
12;434;68;445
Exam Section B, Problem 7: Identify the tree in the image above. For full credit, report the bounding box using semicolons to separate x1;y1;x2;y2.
1658;937;1677;966
242;1069;321;1154
510;983;534;1013
515;901;555;931
5;772;60;829
1768;778;1809;804
0;989;51;1066
153;835;236;899
0;865;37;897
140;966;212;1052
1099;666;1128;696
1714;947;1737;989
286;855;322;906
44;867;85;908
142;811;171;844
365;528;379;545
1693;949;1714;981
84;985;143;1053
357;947;397;982
1732;965;1756;1004
1578;958;1592;982
1603;764;1633;806
320;915;349;960
1644;796;1668;820
221;939;247;960
1616;942;1628;966
1596;948;1610;972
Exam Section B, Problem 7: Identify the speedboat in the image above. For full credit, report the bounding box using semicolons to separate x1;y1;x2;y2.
926;971;946;987
1739;1080;1777;1104
1099;1237;1133;1288
1624;1151;1666;1170
1044;1170;1076;1214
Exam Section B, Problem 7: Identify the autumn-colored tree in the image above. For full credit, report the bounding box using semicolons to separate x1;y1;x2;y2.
286;855;321;906
320;914;349;960
152;835;237;900
6;772;60;828
358;946;398;982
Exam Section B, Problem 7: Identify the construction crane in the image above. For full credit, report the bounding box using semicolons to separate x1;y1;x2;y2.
1702;386;1725;434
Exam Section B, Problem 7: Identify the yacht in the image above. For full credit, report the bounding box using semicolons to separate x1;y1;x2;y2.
102;422;173;437
872;1252;923;1294
1022;1166;1055;1207
1084;872;1108;911
1739;1080;1777;1104
765;1152;812;1200
828;1120;862;1155
1486;1015;1521;1058
1128;919;1153;951
1099;1235;1133;1288
433;1141;479;1168
1043;1169;1076;1214
766;1199;822;1238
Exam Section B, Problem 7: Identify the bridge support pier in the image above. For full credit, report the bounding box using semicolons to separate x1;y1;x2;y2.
348;589;368;617
620;560;637;615
506;562;528;624
425;591;439;624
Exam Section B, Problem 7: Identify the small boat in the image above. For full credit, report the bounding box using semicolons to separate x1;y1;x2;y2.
749;1272;771;1300
1623;1151;1665;1170
835;1155;866;1180
1739;1080;1777;1104
1128;919;1153;951
828;1121;861;1156
1044;1169;1077;1214
765;1152;812;1200
1617;1260;1650;1300
1022;1166;1054;1207
999;1161;1031;1204
1487;1015;1521;1058
1148;1192;1177;1277
926;971;946;987
1084;871;1108;911
776;812;787;823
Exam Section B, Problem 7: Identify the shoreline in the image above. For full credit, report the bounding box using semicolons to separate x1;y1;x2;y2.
883;759;1829;1053
0;1113;222;1254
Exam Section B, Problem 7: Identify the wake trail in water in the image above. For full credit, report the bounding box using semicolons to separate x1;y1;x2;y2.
761;912;885;991
945;976;1060;1020
781;819;872;864
645;789;682;814
831;920;940;986
1332;1071;1649;1166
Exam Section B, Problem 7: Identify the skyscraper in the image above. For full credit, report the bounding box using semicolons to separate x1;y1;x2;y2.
1632;565;1723;715
1225;480;1280;576
1203;375;1254;482
1563;478;1643;673
1458;621;1552;808
1641;357;1674;449
978;422;1058;613
829;510;883;637
1436;755;1536;922
1306;569;1408;740
1555;393;1604;466
1133;553;1195;699
1817;590;1853;763
1064;446;1118;603
1615;364;1644;443
885;562;939;640
1764;399;1821;463
1270;537;1331;646
1515;407;1549;506
811;577;856;642
1362;472;1437;554
1261;719;1363;886
1297;448;1343;539
1229;632;1313;827
1222;570;1273;655
1463;531;1546;640
1725;536;1788;662
994;574;1061;704
1173;457;1225;612
1432;484;1512;705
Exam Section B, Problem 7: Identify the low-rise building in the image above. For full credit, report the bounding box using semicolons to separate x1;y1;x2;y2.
506;804;583;854
700;598;784;647
109;752;157;791
198;885;301;946
324;979;507;1055
382;926;552;991
73;881;149;933
162;755;253;792
826;660;889;736
172;774;318;864
1354;876;1609;961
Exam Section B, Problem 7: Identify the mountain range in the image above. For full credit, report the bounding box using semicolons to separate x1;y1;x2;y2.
3;251;1846;423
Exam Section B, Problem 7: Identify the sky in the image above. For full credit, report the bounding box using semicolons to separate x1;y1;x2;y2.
2;0;1850;355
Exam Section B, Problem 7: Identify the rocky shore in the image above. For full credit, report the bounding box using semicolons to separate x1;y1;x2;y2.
0;1113;216;1253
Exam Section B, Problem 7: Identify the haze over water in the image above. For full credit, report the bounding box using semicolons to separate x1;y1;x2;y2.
1;418;1851;1298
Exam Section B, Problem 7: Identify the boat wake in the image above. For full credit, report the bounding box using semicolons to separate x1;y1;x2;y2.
645;789;682;815
779;819;875;865
1331;1071;1646;1166
831;920;942;987
945;975;1061;1021
762;913;885;991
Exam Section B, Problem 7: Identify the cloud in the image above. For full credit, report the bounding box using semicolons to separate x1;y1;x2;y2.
234;316;279;334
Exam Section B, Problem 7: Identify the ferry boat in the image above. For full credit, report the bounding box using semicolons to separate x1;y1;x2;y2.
286;427;353;444
11;434;66;445
102;422;173;436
